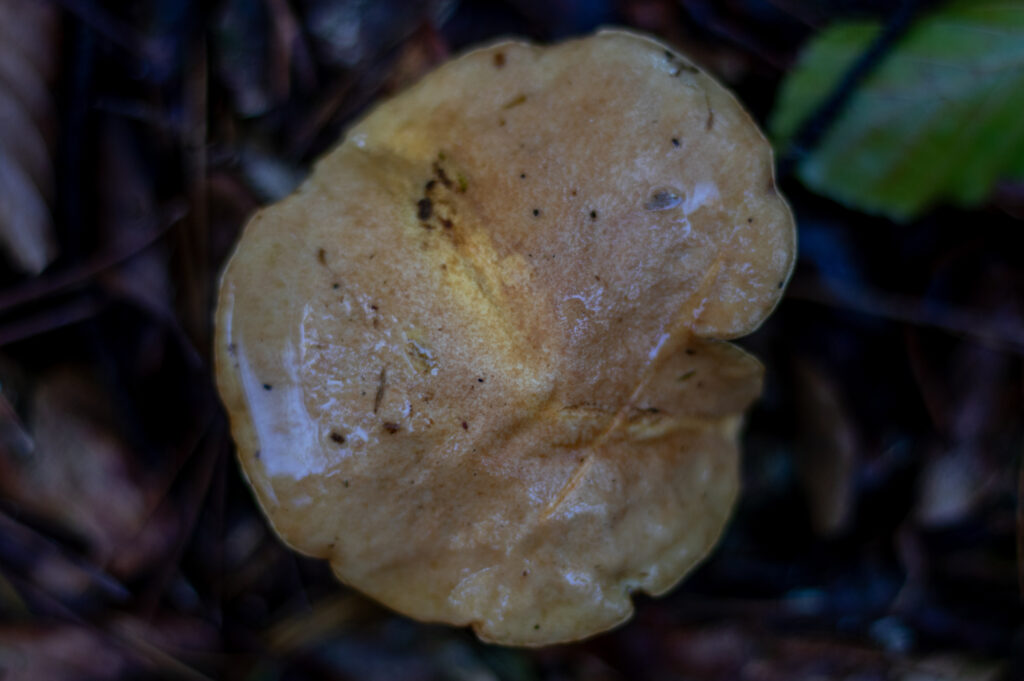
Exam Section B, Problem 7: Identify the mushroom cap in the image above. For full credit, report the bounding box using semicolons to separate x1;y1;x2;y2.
215;30;795;646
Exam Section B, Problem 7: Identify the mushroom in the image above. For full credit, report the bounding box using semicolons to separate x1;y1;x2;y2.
215;30;795;646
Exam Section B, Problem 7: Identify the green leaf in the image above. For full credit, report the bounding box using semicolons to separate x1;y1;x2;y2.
1014;145;1024;180
770;0;1024;220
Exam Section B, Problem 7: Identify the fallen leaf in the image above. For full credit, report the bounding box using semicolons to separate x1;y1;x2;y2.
771;1;1024;220
298;0;455;68
0;0;58;273
793;359;858;534
0;368;177;578
0;625;131;681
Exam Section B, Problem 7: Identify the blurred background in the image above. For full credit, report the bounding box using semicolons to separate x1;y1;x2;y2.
0;0;1022;679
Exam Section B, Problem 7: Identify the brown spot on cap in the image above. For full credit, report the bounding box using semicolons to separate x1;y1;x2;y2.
417;198;433;221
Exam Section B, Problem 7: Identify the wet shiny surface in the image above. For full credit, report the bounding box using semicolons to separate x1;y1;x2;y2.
215;30;795;646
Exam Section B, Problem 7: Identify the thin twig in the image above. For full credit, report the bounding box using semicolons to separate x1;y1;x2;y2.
51;0;171;74
138;416;227;618
0;509;129;602
0;297;106;347
0;202;184;315
1018;453;1024;600
4;569;213;680
679;0;791;70
179;35;211;350
786;274;1024;356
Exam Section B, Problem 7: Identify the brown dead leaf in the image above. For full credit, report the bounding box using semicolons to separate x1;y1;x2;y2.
382;22;450;95
0;615;217;681
793;359;858;535
915;448;993;527
214;0;277;116
265;591;381;653
665;625;756;679
1018;454;1024;599
0;511;129;608
96;121;171;316
0;0;58;274
912;341;1019;527
0;151;55;274
299;0;454;69
0;390;32;461
895;655;1003;681
0;624;131;681
0;0;59;78
0;368;177;578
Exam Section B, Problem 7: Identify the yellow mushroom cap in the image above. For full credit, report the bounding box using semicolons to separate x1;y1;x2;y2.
215;29;795;646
